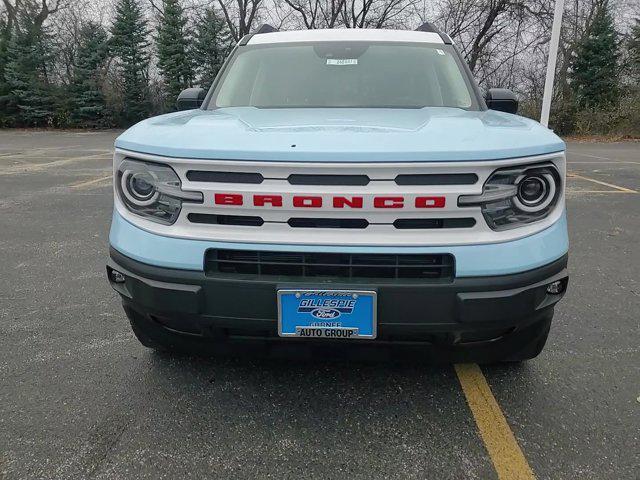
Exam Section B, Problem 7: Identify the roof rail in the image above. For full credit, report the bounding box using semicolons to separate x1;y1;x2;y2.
415;22;453;45
238;24;278;46
254;24;278;34
415;22;438;33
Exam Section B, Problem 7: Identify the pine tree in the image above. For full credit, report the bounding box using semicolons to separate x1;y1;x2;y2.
0;17;10;96
156;0;193;109
70;23;109;127
0;16;14;125
4;14;56;126
570;1;619;109
193;7;232;89
629;18;640;81
110;0;151;125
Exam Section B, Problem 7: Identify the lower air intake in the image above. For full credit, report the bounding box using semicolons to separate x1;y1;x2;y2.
205;250;455;280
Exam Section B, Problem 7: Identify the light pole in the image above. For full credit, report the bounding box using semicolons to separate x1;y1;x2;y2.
540;0;565;128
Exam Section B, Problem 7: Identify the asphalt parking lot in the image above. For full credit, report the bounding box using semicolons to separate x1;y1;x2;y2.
0;131;638;479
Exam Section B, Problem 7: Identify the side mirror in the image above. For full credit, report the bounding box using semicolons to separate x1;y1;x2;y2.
177;88;206;111
485;88;518;114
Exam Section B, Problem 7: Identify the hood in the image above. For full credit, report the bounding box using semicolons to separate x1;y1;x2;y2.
115;107;565;162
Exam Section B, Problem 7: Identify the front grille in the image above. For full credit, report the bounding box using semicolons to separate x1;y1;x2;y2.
205;249;455;280
394;173;478;185
288;218;369;229
288;174;370;185
393;218;476;229
186;171;264;183
166;156;512;246
188;213;264;226
187;213;475;230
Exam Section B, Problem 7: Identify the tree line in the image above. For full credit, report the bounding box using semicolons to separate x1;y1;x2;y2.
0;0;639;136
0;0;232;128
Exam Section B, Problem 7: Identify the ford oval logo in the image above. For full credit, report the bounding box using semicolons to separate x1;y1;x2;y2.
311;308;341;319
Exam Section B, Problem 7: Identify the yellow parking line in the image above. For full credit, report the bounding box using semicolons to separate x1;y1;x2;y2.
70;175;112;189
455;364;535;480
567;190;633;194
568;161;640;165
567;173;637;193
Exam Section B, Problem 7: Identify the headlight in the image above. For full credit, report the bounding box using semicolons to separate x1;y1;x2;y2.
116;159;203;225
458;163;561;230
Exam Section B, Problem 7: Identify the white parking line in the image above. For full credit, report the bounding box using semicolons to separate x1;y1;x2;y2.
70;175;113;189
0;152;112;175
567;151;616;161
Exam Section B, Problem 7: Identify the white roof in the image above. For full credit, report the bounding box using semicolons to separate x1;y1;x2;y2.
247;28;444;45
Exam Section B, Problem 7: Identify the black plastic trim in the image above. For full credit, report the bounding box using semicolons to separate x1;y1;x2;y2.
288;218;369;229
395;173;478;185
415;22;439;33
186;170;264;184
110;247;566;289
187;213;264;226
108;249;568;338
288;174;370;186
254;24;278;34
393;218;476;229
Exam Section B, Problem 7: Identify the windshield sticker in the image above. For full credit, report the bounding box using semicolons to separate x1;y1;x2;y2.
436;49;446;56
326;59;358;66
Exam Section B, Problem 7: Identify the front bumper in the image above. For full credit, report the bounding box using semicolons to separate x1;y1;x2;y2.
107;248;568;345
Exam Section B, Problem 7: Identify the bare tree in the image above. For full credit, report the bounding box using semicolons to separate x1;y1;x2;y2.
282;0;321;28
2;0;67;30
279;0;413;29
217;0;264;40
281;0;347;29
337;0;413;28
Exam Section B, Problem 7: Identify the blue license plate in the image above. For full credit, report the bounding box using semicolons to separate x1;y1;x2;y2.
277;289;377;339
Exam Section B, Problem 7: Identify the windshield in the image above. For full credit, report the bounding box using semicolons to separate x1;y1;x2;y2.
208;42;477;110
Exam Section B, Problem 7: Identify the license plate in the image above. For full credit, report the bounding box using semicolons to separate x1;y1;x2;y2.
277;289;377;339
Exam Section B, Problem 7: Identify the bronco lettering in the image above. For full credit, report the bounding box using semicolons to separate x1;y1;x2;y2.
213;194;447;209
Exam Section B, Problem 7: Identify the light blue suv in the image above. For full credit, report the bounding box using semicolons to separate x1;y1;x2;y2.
107;24;569;362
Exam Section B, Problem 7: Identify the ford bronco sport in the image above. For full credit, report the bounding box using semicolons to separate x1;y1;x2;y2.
107;24;569;362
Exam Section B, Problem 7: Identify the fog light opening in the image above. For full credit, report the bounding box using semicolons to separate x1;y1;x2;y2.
110;270;126;284
546;280;564;295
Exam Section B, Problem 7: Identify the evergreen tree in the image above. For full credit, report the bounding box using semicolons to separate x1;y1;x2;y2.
0;16;14;125
70;23;109;127
110;0;151;125
4;13;56;126
193;7;232;89
570;1;619;109
629;18;640;81
0;16;10;96
156;0;193;109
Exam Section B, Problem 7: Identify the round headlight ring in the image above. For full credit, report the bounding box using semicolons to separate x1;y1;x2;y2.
121;169;159;206
512;172;556;213
518;176;547;205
